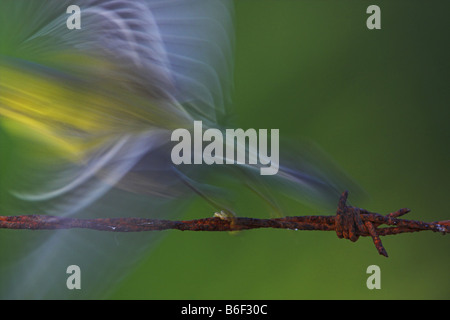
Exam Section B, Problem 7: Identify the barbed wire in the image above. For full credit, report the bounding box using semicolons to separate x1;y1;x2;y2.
0;191;448;257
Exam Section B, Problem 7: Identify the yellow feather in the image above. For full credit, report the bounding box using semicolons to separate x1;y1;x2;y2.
0;57;191;160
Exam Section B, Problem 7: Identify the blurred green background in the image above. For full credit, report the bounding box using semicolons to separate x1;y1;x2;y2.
1;0;449;299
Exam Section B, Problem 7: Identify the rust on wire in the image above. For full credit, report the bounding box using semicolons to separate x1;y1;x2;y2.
0;191;448;257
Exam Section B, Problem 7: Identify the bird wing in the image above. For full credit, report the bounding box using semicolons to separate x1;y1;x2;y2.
0;0;234;217
0;0;235;299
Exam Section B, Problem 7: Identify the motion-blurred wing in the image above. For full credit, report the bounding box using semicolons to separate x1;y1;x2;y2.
0;0;234;216
0;0;235;299
147;0;235;123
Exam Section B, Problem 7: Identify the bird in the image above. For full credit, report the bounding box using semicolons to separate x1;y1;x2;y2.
0;0;362;299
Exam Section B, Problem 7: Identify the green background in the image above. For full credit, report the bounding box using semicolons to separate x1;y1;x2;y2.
1;1;449;299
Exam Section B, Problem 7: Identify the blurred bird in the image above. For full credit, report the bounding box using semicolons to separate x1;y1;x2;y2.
0;0;362;299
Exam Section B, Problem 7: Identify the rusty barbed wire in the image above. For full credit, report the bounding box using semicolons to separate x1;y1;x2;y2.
0;191;448;257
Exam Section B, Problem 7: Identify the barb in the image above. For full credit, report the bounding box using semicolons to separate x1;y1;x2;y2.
0;191;448;257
